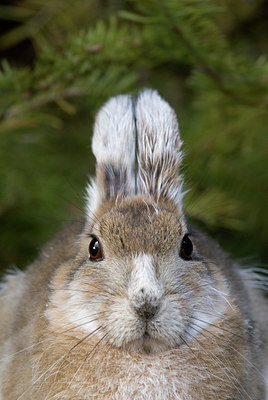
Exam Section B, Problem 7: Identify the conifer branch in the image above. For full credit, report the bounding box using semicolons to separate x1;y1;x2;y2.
0;87;84;120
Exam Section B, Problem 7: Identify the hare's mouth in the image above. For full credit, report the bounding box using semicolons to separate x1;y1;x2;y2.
142;333;164;353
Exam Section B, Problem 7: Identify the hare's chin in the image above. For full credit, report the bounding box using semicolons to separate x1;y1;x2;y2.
122;334;177;354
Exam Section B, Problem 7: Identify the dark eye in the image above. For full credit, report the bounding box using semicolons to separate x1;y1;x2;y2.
89;237;103;261
180;234;193;260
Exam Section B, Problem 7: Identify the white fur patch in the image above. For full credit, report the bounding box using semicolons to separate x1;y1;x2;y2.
128;254;163;307
46;275;100;336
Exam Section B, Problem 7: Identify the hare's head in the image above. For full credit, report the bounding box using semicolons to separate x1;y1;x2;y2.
53;90;233;354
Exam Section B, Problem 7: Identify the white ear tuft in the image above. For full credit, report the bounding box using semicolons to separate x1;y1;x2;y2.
86;95;136;217
85;179;102;221
135;89;183;210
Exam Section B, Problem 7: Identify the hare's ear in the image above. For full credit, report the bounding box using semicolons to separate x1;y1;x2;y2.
135;90;183;211
86;95;136;216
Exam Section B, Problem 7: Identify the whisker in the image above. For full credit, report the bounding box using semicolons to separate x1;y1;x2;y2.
187;325;255;400
0;310;109;365
189;320;266;381
18;325;106;399
68;325;104;353
67;330;111;395
189;314;253;343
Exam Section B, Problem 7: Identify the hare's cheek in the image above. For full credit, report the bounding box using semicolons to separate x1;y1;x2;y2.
185;277;231;342
46;288;102;340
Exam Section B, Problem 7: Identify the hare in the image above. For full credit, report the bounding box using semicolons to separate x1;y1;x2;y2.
0;89;267;400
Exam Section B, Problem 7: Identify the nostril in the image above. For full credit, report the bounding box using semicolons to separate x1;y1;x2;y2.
135;303;159;321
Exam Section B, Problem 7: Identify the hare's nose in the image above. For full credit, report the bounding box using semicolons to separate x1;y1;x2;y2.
135;300;159;321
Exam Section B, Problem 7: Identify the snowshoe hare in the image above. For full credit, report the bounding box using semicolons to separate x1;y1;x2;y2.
0;89;267;399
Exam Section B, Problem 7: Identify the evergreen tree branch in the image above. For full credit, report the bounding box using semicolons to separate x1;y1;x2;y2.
170;24;256;106
0;87;84;120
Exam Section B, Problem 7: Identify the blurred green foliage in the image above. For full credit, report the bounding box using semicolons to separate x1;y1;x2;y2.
0;0;267;271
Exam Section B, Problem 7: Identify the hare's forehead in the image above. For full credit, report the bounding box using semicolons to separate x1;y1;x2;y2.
97;200;183;254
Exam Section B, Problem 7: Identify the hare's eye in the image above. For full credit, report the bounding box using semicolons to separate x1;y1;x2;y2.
89;237;103;261
180;234;193;260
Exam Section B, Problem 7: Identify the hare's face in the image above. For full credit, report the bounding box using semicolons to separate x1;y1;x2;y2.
63;198;229;354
